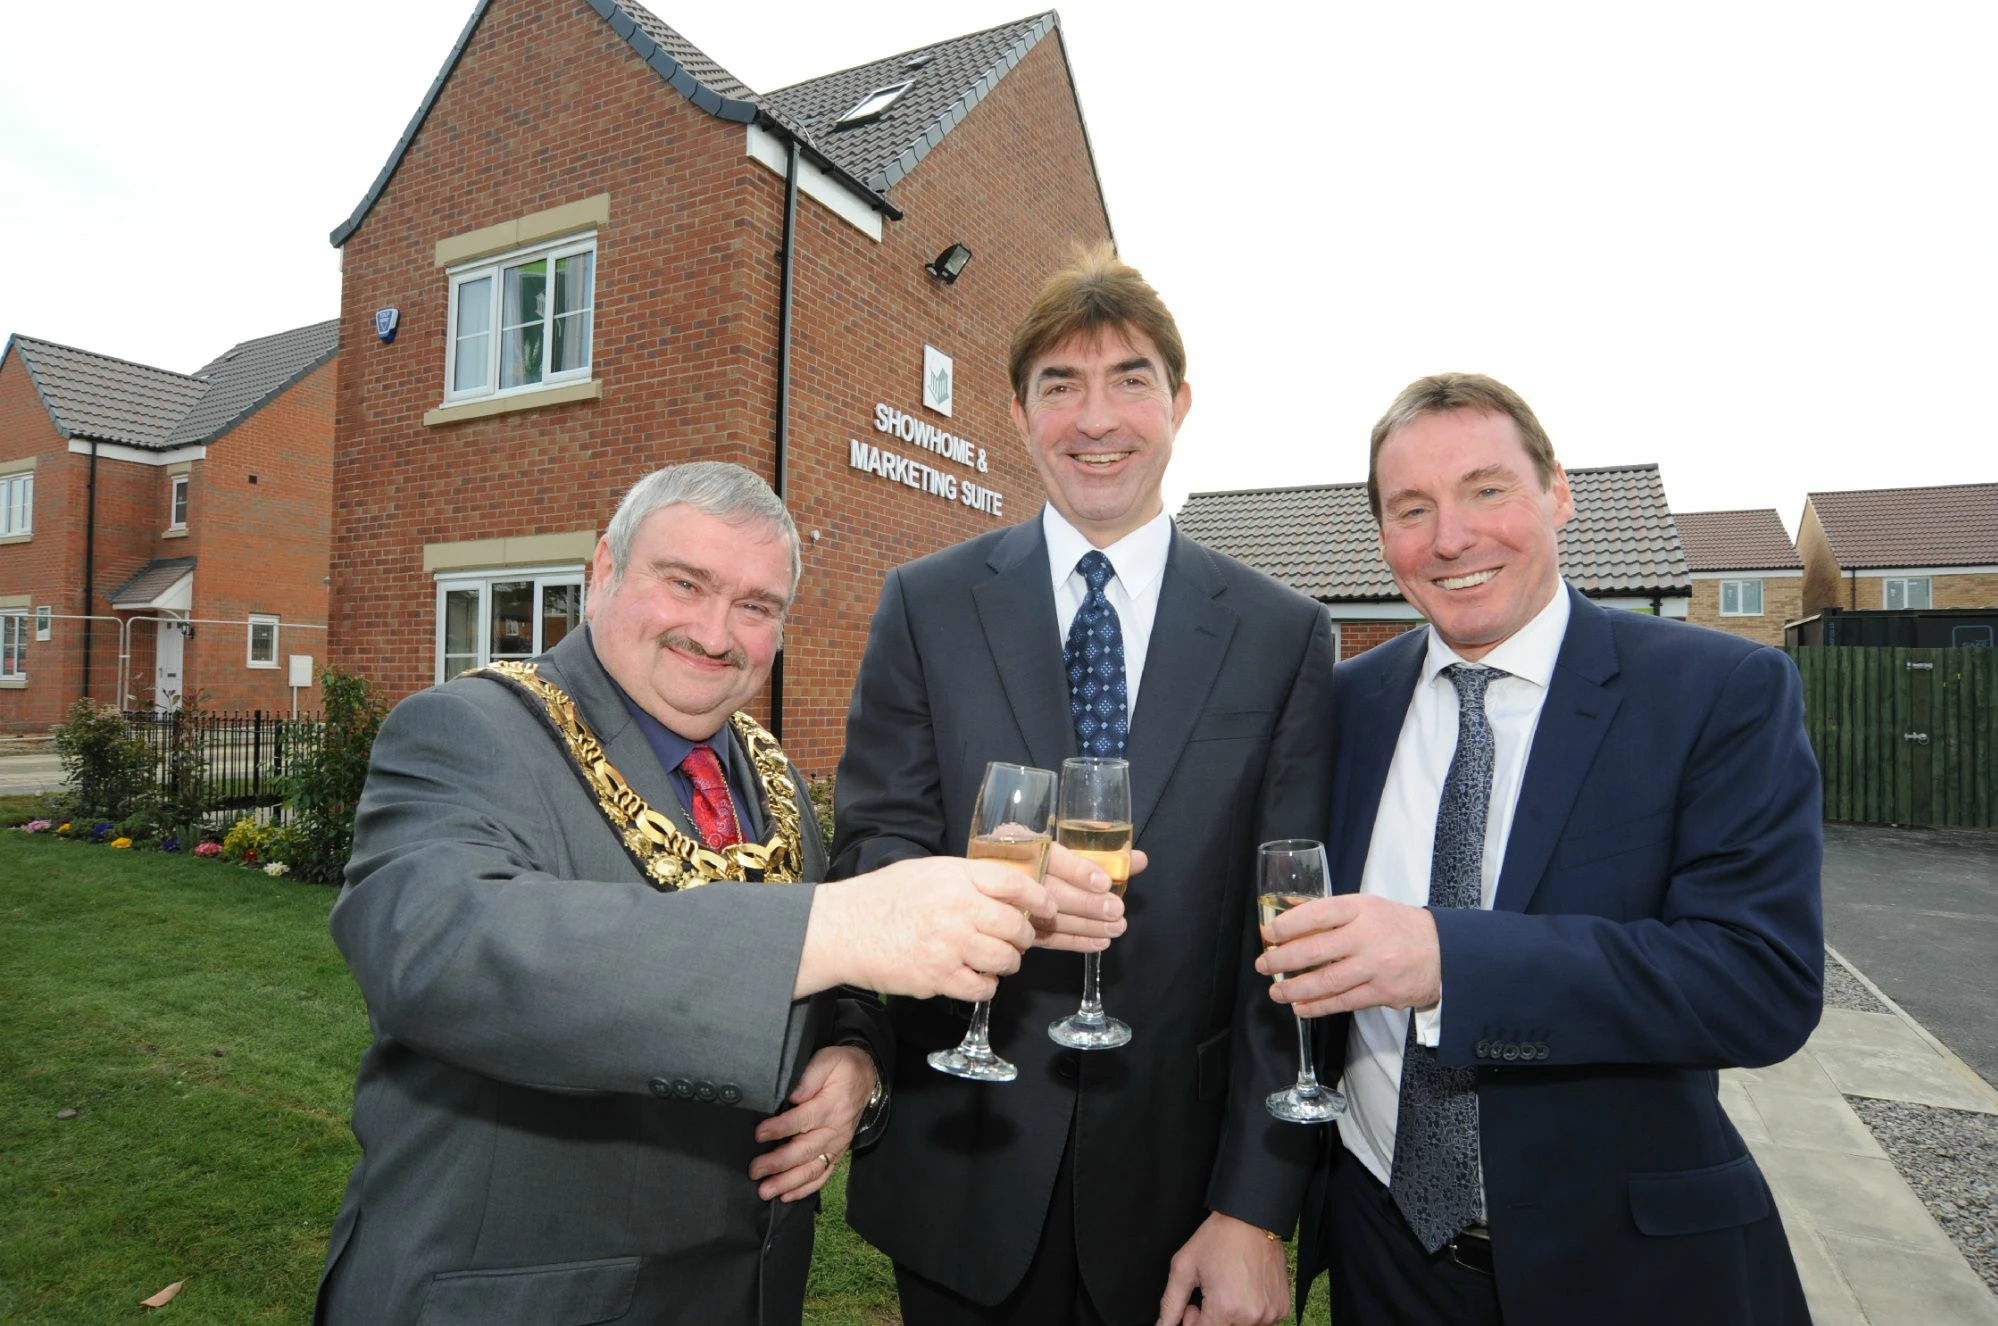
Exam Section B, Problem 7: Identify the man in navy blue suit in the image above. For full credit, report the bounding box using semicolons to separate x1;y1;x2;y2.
1260;373;1821;1325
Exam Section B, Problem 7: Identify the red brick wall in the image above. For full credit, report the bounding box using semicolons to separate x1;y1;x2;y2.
328;0;1110;774
179;358;335;714
0;354;86;730
1333;619;1422;660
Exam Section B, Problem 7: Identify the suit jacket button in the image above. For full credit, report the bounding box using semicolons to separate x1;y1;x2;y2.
695;1080;718;1103
673;1078;695;1099
649;1077;672;1099
1534;1043;1550;1060
1501;1043;1520;1061
1475;1040;1490;1060
720;1084;742;1105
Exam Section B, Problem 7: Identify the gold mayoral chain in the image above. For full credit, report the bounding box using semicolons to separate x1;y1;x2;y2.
475;661;805;890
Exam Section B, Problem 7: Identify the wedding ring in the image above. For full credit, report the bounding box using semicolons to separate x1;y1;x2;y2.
817;1152;834;1172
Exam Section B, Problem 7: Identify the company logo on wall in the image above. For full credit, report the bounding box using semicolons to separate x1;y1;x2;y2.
923;345;953;417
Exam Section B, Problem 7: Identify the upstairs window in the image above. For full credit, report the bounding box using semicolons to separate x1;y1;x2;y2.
169;475;189;530
0;471;31;537
1719;579;1763;616
1884;577;1931;610
446;236;596;403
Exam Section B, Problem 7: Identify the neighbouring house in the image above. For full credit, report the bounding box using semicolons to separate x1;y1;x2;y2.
1796;482;1998;620
0;321;338;728
1675;509;1804;647
1176;464;1691;659
327;0;1113;772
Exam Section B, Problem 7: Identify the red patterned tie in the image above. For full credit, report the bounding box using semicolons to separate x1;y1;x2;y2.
679;745;742;848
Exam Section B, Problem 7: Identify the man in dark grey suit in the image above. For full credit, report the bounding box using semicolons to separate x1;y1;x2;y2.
836;249;1338;1326
316;462;1053;1326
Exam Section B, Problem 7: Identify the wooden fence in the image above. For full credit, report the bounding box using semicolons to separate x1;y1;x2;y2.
1787;646;1997;828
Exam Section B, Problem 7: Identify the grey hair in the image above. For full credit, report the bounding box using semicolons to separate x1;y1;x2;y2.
600;461;800;596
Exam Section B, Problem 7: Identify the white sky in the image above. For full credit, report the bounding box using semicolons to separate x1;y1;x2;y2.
3;1;1991;538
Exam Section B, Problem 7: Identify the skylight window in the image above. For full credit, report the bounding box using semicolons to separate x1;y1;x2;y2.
836;81;914;127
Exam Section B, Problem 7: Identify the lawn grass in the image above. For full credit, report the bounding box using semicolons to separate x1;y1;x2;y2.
0;832;1327;1324
0;791;55;826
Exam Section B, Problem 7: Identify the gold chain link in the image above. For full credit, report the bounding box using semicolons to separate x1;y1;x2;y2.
476;662;805;890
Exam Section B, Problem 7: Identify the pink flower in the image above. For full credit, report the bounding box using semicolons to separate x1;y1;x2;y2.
194;841;222;858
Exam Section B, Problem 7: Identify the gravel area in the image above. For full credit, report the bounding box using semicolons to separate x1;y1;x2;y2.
1847;1096;1998;1294
1823;956;1891;1014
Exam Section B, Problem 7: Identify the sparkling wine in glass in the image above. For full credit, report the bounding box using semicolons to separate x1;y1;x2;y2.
1049;757;1133;1050
928;762;1057;1083
1260;838;1347;1123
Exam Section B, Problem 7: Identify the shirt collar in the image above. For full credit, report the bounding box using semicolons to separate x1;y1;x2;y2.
1041;502;1173;596
606;672;728;775
1422;580;1571;690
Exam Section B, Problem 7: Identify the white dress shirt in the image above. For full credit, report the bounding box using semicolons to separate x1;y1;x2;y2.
1338;585;1571;1189
1041;504;1172;719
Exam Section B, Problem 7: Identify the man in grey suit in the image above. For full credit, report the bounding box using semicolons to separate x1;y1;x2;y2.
316;462;1053;1326
836;248;1338;1326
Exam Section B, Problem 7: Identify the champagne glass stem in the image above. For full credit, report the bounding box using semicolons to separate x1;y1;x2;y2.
1293;1013;1320;1093
964;999;996;1053
1076;952;1106;1022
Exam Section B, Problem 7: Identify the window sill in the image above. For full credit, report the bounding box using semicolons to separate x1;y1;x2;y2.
0;677;26;689
425;380;601;427
0;533;30;545
162;527;189;540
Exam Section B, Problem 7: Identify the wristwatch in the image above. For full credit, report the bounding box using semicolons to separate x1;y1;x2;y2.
841;1038;891;1137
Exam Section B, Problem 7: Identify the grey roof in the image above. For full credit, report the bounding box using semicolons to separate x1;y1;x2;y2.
332;2;1074;244
4;336;206;447
1176;464;1691;603
163;320;339;448
108;557;197;608
2;321;337;452
762;14;1059;193
1675;509;1803;572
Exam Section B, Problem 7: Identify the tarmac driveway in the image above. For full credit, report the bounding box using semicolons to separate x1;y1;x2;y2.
1822;823;1998;1089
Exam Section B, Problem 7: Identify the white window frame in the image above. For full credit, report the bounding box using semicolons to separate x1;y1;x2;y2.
247;614;280;668
1719;578;1764;616
1;612;27;680
168;474;189;530
443;234;597;406
433;566;586;684
0;470;31;537
1883;577;1932;611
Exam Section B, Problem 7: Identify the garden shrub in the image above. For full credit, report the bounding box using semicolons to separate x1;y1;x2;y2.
283;668;386;885
53;700;153;824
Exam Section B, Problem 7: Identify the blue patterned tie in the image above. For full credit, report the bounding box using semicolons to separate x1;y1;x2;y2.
1391;663;1505;1253
1064;551;1128;758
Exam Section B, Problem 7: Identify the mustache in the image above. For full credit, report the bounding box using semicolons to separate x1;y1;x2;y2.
660;632;747;670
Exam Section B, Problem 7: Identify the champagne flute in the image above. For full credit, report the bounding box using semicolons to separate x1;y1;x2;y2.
1048;757;1133;1050
929;762;1057;1082
1260;839;1347;1123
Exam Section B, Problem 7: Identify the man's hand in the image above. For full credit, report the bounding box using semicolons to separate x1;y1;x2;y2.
1257;894;1442;1019
795;857;1052;1000
748;1044;873;1202
1032;843;1138;952
1155;1211;1289;1326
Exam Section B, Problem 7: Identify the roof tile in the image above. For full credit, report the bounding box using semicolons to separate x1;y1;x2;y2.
1675;509;1802;571
7;337;206;447
1177;465;1690;601
1805;483;1998;569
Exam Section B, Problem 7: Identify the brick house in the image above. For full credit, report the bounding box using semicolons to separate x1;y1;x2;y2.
325;0;1111;773
0;321;338;728
1675;509;1804;646
1176;464;1691;659
1796;483;1998;619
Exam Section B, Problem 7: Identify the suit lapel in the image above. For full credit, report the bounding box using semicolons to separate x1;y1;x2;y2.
1493;589;1623;914
540;628;699;841
1332;634;1424;895
1126;532;1235;838
971;521;1076;773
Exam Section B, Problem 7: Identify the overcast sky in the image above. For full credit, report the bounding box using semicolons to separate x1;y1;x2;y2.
3;1;1990;536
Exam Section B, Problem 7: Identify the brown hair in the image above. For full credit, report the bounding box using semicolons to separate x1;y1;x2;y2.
1009;243;1187;403
1367;372;1558;520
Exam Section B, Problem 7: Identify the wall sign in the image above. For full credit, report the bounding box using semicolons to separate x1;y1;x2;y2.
849;399;1005;517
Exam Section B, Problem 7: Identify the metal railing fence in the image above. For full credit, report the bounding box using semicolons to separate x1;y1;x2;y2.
122;708;324;826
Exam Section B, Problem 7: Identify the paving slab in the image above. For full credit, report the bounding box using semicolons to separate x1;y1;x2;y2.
1736;1079;1886;1159
1812;1007;1998;1115
1820;1230;1998;1326
1753;1143;1960;1254
1785;1223;1868;1326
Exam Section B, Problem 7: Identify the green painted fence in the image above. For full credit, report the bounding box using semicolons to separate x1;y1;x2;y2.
1786;646;1998;828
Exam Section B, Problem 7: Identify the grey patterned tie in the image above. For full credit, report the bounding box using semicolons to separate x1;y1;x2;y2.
1391;662;1505;1253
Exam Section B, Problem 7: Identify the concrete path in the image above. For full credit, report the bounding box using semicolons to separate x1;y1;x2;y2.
0;751;62;795
1726;948;1998;1325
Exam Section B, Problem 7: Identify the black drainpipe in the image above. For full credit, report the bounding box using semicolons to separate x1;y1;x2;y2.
82;437;99;703
1848;566;1857;610
768;137;801;742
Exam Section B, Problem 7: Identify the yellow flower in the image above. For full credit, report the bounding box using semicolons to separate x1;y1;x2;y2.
111;837;134;850
58;822;72;833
